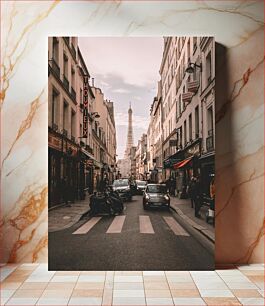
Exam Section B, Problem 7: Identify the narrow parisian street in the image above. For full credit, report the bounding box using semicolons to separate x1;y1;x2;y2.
49;195;214;271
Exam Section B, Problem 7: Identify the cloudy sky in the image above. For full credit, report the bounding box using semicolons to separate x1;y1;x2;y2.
79;37;164;158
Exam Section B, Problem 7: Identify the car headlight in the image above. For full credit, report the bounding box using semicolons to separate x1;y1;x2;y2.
145;194;150;200
164;195;169;201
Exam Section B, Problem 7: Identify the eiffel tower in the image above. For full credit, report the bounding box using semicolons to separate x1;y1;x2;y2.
124;102;134;158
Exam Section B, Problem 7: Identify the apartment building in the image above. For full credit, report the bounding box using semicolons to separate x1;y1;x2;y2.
146;80;164;183
48;37;117;207
159;36;215;197
48;37;94;206
91;86;117;188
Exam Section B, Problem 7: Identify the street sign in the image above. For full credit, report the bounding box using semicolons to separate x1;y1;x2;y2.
83;75;89;138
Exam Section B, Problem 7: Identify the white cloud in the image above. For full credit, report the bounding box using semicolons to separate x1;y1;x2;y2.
115;112;149;130
99;80;111;89
112;88;131;94
79;37;163;87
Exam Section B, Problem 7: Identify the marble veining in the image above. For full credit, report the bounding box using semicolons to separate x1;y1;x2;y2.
0;0;264;263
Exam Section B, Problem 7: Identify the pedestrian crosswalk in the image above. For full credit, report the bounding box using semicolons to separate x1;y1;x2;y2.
72;215;190;236
106;216;126;233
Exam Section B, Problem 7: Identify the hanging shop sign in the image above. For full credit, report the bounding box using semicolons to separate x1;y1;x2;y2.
185;142;201;158
83;75;89;138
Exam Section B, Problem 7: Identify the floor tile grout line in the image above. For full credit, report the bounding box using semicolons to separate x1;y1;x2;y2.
165;269;175;305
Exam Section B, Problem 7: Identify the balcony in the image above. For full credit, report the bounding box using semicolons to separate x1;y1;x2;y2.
52;123;58;131
182;92;193;104
71;44;76;59
50;58;60;79
206;135;214;151
187;80;199;93
62;129;68;137
71;86;76;101
63;75;69;92
85;145;93;155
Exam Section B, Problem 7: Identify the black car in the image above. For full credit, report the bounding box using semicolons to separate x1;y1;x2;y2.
112;179;132;201
143;184;170;210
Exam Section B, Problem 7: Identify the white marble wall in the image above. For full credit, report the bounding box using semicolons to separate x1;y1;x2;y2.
1;0;264;263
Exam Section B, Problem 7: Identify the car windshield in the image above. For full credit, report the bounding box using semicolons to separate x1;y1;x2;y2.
113;180;129;187
146;185;167;193
136;181;147;186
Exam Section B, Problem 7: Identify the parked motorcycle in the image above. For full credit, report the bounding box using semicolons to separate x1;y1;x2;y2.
89;189;124;216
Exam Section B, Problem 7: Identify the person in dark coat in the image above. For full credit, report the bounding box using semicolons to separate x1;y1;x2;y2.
188;177;196;208
168;176;173;196
61;177;69;205
193;176;202;218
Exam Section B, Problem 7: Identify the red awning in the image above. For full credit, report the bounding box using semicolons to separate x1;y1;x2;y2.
173;157;193;169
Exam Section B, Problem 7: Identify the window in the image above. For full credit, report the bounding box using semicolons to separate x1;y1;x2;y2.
80;88;83;105
195;106;199;138
63;101;68;132
179;126;183;147
187;38;190;63
71;110;76;138
193;37;197;53
80;123;82;137
71;67;75;90
207;106;213;135
51;89;59;126
189;113;192;141
52;38;59;63
184;120;187;145
63;54;68;78
206;52;212;84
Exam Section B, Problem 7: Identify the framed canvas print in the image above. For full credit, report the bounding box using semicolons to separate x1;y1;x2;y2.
48;36;215;271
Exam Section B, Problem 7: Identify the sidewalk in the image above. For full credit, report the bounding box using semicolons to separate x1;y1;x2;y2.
170;197;215;242
48;195;91;232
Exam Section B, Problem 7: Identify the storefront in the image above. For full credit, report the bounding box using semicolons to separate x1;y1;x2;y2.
48;128;79;208
199;152;215;195
172;139;201;198
80;148;95;196
93;160;103;191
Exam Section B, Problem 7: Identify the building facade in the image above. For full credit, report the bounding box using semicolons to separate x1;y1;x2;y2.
48;37;117;208
139;36;215;197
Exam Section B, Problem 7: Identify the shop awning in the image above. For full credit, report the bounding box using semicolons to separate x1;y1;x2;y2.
81;148;95;160
94;160;103;169
173;157;193;169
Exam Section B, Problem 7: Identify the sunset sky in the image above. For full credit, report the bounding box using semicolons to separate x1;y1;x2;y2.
79;37;164;158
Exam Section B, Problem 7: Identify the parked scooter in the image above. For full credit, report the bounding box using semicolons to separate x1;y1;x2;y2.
89;188;124;216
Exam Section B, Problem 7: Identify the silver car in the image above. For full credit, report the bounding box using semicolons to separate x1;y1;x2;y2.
143;184;170;210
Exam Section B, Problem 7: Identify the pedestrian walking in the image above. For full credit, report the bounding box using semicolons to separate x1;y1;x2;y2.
165;178;170;194
188;177;196;208
60;177;69;206
209;177;215;211
193;176;202;218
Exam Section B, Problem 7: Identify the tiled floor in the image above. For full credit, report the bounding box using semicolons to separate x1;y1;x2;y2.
0;264;264;305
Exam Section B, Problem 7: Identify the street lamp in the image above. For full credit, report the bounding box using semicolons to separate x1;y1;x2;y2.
91;112;100;119
185;62;202;74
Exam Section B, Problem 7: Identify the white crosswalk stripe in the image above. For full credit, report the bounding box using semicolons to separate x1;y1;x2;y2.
72;217;101;234
72;215;190;236
139;216;154;234
163;216;190;236
107;216;126;233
